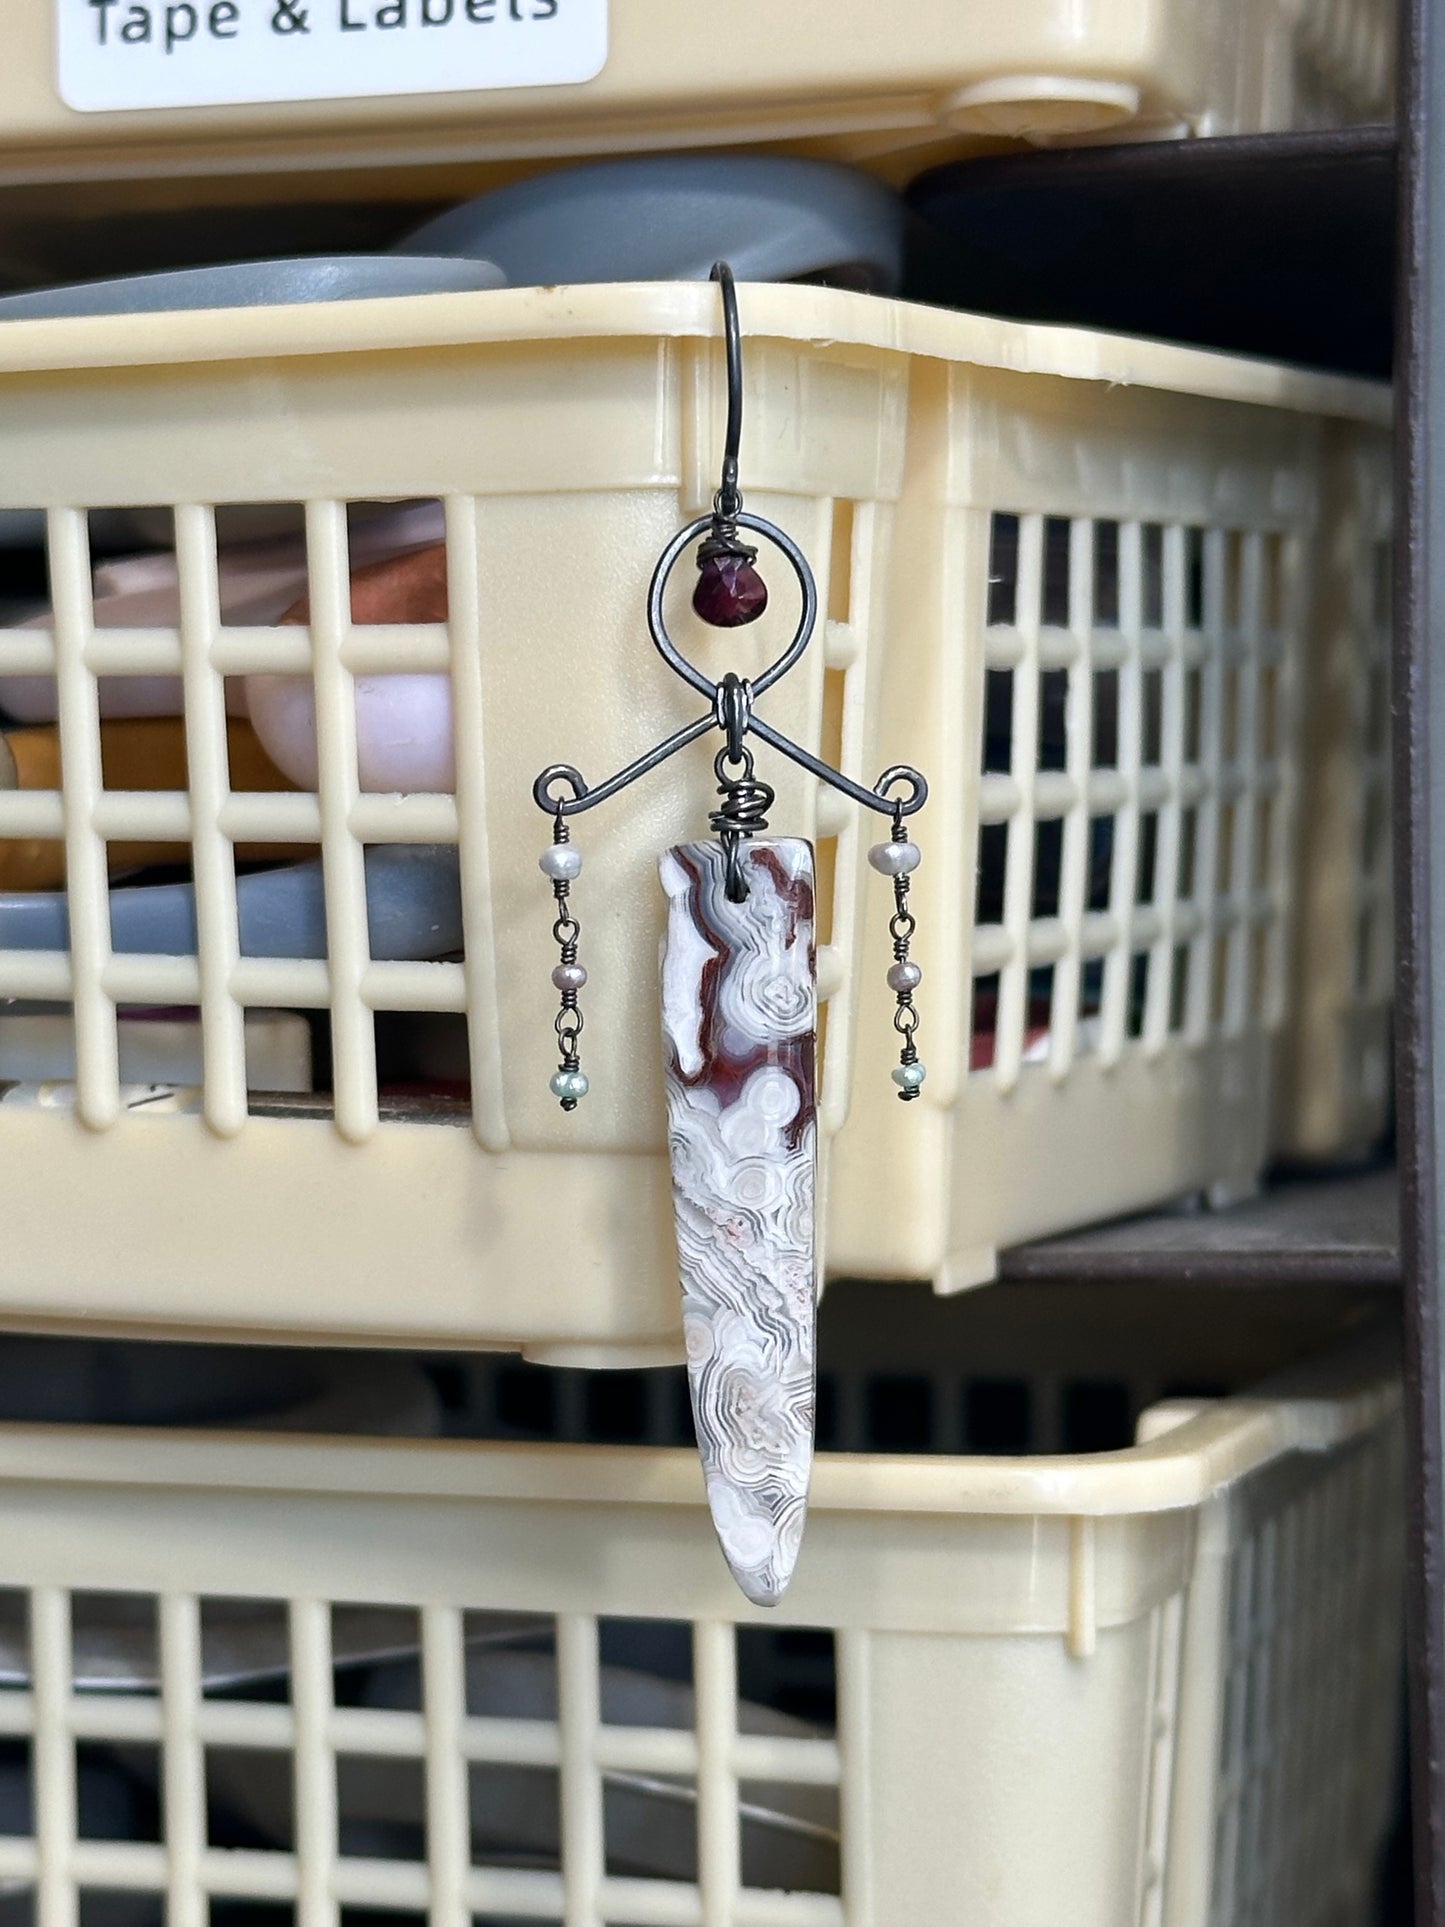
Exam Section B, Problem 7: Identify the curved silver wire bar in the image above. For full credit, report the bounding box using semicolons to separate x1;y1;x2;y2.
533;711;715;816
535;706;925;822
748;717;928;817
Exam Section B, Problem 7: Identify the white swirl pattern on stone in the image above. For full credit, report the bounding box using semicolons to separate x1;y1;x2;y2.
660;838;817;1607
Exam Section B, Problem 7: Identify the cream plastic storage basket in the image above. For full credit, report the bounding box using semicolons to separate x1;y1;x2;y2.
0;1316;1401;1925
7;0;1394;200
829;303;1390;1291
0;284;1388;1351
0;282;908;1359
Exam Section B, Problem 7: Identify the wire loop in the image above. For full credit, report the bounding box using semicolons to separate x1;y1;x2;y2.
534;259;924;829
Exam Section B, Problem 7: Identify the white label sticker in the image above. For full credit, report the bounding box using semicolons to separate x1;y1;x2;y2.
57;0;607;112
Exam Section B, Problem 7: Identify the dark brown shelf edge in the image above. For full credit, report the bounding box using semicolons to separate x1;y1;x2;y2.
1396;0;1443;1918
999;1166;1400;1287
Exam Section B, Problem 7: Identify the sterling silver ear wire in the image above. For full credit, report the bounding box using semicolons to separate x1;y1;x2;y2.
532;262;927;1606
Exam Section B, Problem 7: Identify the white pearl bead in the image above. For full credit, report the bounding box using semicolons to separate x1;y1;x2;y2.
552;962;588;992
887;960;922;994
869;840;920;876
892;1061;926;1090
540;844;582;881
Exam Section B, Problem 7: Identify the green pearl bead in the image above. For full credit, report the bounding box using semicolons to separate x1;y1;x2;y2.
892;1061;926;1090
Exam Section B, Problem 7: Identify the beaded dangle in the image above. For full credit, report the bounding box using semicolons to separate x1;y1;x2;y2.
870;804;925;1097
538;811;587;1109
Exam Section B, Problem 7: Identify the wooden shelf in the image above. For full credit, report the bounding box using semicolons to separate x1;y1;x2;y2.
1000;1166;1399;1288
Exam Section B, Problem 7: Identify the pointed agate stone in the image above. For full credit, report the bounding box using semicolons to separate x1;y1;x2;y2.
659;838;817;1607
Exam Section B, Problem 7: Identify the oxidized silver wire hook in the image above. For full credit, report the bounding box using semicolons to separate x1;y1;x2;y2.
714;260;744;522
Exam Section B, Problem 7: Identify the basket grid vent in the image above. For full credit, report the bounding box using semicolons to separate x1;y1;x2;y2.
969;510;1301;1088
0;1595;845;1925
0;494;872;1154
1207;1422;1405;1927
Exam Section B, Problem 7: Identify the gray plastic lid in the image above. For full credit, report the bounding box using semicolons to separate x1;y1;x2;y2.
0;253;506;322
396;155;905;292
0;845;462;961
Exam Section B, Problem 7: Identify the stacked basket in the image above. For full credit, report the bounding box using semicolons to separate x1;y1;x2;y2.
0;0;1395;196
0;5;1403;1924
0;1296;1404;1926
0;281;1393;1344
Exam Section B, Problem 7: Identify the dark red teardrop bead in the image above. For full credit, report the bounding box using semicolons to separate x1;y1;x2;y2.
693;552;769;627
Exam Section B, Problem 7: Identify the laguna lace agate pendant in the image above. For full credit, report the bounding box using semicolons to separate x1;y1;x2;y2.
660;838;817;1607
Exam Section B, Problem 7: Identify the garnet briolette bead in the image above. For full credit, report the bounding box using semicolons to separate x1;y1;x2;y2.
693;545;769;627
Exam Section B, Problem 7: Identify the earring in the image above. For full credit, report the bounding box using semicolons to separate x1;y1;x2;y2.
534;263;927;1606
